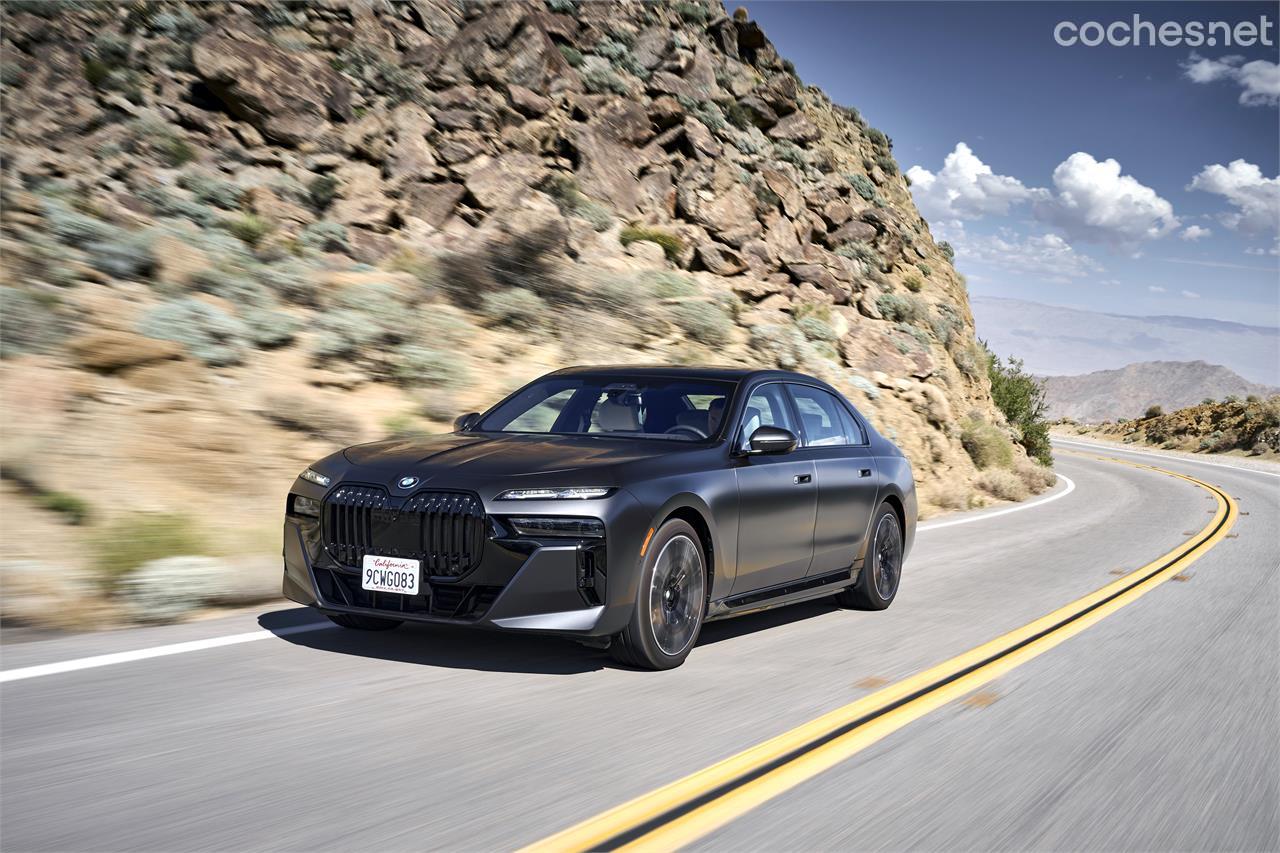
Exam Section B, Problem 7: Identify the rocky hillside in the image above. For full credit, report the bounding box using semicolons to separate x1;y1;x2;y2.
1062;396;1280;458
1041;360;1280;423
0;0;1051;626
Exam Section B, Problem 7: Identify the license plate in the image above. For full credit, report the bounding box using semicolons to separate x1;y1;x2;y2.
361;555;420;595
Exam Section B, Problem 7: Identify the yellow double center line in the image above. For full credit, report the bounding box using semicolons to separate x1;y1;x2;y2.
523;455;1239;852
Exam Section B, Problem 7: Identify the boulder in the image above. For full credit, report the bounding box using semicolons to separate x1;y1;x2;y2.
192;26;351;146
736;95;778;129
387;104;438;183
683;117;722;158
508;85;552;116
697;242;748;275
768;112;820;143
463;152;546;210
403;181;468;228
760;167;802;217
594;99;652;146
677;177;759;247
572;125;644;214
330;163;397;229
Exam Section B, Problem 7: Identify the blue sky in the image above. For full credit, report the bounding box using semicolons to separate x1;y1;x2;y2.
742;1;1280;327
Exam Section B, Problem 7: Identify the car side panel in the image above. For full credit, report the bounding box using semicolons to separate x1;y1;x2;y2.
806;445;879;576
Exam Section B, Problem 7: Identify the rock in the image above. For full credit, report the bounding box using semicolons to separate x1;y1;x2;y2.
823;200;854;226
647;95;685;129
244;187;314;230
697;242;748;275
192;26;351;146
464;152;545;210
736;95;778;129
677;179;759;246
387;104;437;183
730;276;788;300
637;168;676;218
857;288;883;319
330;163;397;229
760;167;802;217
781;244;856;302
572;125;643;214
117;556;230;624
594;99;652;146
625;239;667;265
872;371;895;389
68;330;184;374
768;112;820;143
825;218;878;247
632;27;672;70
508;84;551;116
437;130;490;164
403;181;468;228
756;73;799;114
435;108;483;131
683;117;722;158
151;234;212;288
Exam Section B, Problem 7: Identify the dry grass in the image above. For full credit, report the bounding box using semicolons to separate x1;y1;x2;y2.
975;467;1030;502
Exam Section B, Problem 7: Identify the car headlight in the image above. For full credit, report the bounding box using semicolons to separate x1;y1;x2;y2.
496;487;613;500
290;495;322;518
299;468;331;487
506;517;605;538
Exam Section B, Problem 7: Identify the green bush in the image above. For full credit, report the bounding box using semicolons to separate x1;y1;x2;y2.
94;513;208;588
256;261;319;306
903;273;924;293
797;314;838;342
558;45;584;67
876;292;924;324
675;1;710;23
37;491;91;525
773;141;807;168
975;467;1029;502
221;212;273;247
939;241;955;263
1143;405;1163;419
928;304;961;347
540;174;614;231
984;343;1053;465
299;221;349;253
85;229;156;280
1246;394;1261;403
393;344;466;388
178;172;243;209
834;241;883;273
875;153;898;175
308;175;339;211
644;270;697;299
864;126;890;148
138;297;248;366
847;173;877;201
581;66;628;95
672;301;732;346
1201;397;1214;405
480;288;546;330
620;226;683;263
961;419;1015;470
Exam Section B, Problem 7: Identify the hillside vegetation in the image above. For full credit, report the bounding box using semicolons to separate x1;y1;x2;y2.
0;0;1052;626
1061;396;1280;458
1040;360;1279;423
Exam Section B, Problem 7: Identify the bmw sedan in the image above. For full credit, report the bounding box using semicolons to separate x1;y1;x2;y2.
283;366;916;669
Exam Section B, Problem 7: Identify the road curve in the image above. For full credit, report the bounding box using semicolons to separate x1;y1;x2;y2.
2;443;1276;851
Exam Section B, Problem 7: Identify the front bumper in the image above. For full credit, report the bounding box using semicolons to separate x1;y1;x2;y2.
282;488;649;638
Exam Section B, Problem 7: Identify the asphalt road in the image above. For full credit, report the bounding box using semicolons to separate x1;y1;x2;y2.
2;440;1276;852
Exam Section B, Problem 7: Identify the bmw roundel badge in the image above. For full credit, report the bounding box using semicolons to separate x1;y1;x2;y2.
397;476;420;489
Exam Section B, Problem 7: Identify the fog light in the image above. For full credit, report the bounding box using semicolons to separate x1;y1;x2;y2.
291;495;321;517
507;517;605;538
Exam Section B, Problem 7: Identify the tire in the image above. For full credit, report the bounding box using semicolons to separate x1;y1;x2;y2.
326;612;404;631
610;519;707;670
835;502;903;611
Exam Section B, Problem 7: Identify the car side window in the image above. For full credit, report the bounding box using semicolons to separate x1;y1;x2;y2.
787;385;861;446
738;384;797;449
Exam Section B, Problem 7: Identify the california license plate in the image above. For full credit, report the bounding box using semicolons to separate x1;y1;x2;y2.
361;555;420;595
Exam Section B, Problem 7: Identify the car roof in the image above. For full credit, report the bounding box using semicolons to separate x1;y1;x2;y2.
548;364;825;385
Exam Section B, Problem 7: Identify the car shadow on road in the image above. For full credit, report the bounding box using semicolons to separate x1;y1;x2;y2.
258;599;836;675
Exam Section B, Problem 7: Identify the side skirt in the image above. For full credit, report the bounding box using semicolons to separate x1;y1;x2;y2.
706;567;856;621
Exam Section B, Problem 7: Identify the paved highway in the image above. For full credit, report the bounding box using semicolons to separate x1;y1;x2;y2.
2;440;1276;851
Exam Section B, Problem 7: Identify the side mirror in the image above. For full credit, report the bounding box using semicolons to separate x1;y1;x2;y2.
748;425;798;454
454;412;481;432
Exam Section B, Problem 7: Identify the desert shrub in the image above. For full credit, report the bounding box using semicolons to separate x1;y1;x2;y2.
903;273;924;293
620;226;683;263
734;126;769;156
984;343;1052;465
178;171;243;209
918;263;932;277
675;1;710;23
487;225;564;299
864;126;890;148
480;288;546;330
256;261;319;306
581;65;628;95
138;297;248;366
797;314;838;342
298;221;349;253
221;212;273;247
1201;397;1214;405
1246;394;1261;403
594;36;645;77
876;293;924;324
0;286;63;357
94;512;208;588
1014;458;1057;494
672;301;731;346
724;100;753;129
952;340;983;378
392;345;466;388
975;467;1029;502
749;323;812;370
136;184;216;225
939;241;955;263
36;491;91;525
644;270;698;299
781;58;798;77
547;0;578;12
847;173;877;201
773;141;807;168
43;198;118;244
875;153;898;175
587;272;649;312
896;322;930;350
834;241;883;274
1224;394;1240;403
84;228;156;280
1143;405;1163;419
540;174;614;231
436;252;500;309
929;304;961;347
558;44;584;67
961;418;1015;470
308;175;339;211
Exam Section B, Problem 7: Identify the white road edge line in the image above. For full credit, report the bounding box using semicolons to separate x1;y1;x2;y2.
1053;437;1280;479
917;473;1076;533
0;622;334;684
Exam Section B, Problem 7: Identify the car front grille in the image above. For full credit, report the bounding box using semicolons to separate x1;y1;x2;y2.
322;485;487;578
314;567;502;621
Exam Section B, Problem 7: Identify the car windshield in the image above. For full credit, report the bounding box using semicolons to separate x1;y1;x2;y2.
477;376;736;442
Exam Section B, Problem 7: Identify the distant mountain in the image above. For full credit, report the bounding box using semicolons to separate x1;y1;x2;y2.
971;296;1279;386
1039;361;1279;422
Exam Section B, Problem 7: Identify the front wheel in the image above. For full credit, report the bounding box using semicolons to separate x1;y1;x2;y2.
326;612;404;631
834;503;902;611
610;519;707;670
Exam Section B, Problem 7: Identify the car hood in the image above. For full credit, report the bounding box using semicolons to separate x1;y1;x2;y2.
340;432;693;485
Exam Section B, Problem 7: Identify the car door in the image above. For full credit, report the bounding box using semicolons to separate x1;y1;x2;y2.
785;384;880;577
731;382;817;594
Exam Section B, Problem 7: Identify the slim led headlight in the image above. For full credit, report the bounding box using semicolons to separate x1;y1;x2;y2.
507;517;606;538
496;487;613;500
300;468;331;487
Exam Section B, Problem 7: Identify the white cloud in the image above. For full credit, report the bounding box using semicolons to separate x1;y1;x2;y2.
1245;245;1280;257
1188;160;1280;236
1148;285;1167;293
954;229;1102;283
1181;290;1201;299
1035;152;1179;245
906;143;1042;226
1180;225;1211;241
1182;53;1280;107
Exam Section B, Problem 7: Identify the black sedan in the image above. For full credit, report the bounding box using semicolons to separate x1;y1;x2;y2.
283;366;917;669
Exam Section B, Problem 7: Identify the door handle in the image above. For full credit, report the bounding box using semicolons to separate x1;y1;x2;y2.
859;469;872;478
794;473;812;484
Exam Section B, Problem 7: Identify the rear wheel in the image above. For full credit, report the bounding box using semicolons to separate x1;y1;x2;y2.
611;519;707;670
835;502;902;611
326;612;404;631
